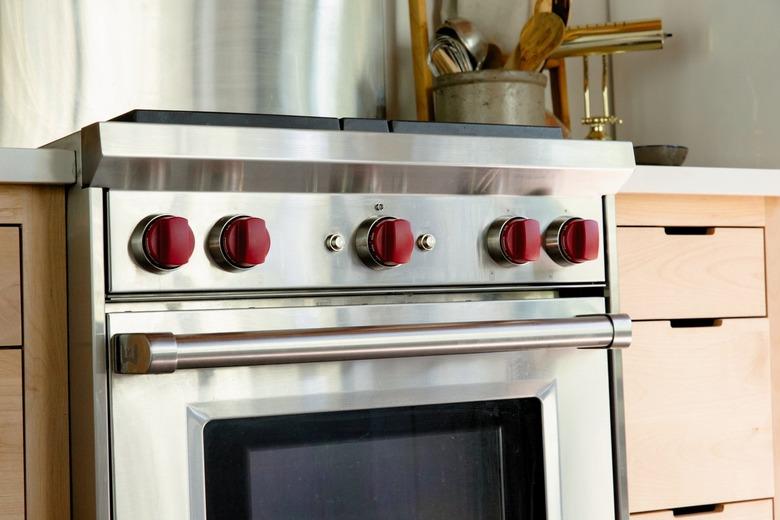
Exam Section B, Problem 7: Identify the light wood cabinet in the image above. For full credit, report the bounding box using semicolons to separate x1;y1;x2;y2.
0;227;21;346
618;227;766;320
0;186;68;520
629;499;773;520
616;194;766;228
617;193;774;516
0;350;23;520
624;319;774;512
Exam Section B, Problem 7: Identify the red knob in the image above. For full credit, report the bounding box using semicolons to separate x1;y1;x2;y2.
370;218;414;266
221;216;271;268
143;216;196;269
501;218;541;264
560;218;599;263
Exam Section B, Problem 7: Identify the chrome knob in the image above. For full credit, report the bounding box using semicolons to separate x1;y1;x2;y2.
416;233;436;251
325;233;345;252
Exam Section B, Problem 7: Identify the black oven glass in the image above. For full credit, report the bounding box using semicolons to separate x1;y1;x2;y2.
203;398;546;519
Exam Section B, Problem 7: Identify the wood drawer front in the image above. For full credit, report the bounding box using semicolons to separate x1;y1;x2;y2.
618;227;766;320
0;227;21;346
629;499;773;520
616;194;766;227
0;349;24;519
624;320;774;513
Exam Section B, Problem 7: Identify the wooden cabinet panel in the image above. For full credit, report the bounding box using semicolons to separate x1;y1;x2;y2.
0;227;21;346
624;320;774;513
0;349;23;520
618;227;766;320
0;186;69;519
616;194;766;227
630;499;773;520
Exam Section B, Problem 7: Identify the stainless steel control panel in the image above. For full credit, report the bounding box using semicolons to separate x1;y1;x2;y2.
106;191;606;293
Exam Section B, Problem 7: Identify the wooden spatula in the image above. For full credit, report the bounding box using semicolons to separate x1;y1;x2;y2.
504;12;565;72
534;0;553;15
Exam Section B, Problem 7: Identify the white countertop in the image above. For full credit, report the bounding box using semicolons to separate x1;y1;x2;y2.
621;165;780;196
0;148;75;185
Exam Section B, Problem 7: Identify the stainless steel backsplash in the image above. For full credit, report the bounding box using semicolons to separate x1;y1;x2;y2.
0;0;387;147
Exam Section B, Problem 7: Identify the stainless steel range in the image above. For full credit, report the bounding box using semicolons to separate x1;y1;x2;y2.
60;112;635;520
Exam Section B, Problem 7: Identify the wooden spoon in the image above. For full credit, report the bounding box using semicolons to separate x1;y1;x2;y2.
534;0;552;15
504;12;565;72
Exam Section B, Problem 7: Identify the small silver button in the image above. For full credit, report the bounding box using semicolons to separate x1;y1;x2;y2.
325;233;345;252
416;234;436;251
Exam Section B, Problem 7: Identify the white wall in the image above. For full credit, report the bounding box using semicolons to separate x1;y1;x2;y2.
389;0;610;140
610;0;780;168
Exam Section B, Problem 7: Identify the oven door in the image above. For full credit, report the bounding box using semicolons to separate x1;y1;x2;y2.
106;297;623;520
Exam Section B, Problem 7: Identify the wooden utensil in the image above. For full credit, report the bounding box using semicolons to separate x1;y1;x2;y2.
408;0;434;120
430;47;461;75
504;12;565;72
534;0;553;15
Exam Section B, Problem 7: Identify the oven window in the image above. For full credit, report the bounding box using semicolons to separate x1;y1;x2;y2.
203;398;546;520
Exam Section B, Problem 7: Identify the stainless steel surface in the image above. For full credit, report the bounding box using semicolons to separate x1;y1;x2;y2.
433;70;548;126
71;122;635;195
107;297;616;520
545;216;577;266
66;129;632;519
603;195;630;520
106;192;607;293
67;187;111;520
0;147;75;184
115;313;631;374
105;289;560;311
609;348;629;520
0;0;386;148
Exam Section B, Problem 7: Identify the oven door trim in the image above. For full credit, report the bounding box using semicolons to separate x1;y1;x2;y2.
186;380;561;520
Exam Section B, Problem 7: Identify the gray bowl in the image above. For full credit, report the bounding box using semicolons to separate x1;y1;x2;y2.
633;145;688;166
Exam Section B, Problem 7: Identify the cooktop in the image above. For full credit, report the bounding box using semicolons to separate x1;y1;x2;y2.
112;109;562;139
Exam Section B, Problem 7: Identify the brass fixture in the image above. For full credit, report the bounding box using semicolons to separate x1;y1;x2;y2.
581;55;622;140
546;19;667;140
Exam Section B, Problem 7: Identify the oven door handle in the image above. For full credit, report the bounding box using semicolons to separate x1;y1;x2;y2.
114;313;632;374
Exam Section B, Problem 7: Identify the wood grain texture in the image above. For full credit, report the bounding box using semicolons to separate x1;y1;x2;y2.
624;320;774;513
0;186;69;520
618;227;766;320
763;198;780;520
0;227;21;346
616;194;766;227
0;349;24;520
408;0;433;121
629;499;773;520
